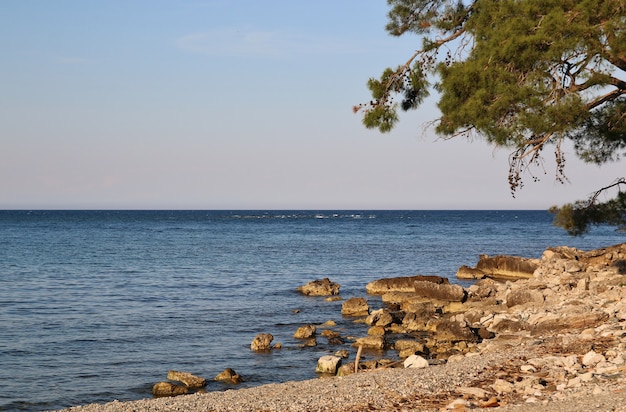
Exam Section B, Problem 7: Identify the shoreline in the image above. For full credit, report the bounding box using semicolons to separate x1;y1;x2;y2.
56;343;626;411
57;243;626;411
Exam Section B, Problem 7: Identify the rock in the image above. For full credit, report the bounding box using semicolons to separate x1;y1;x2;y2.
352;336;386;350
294;324;316;339
367;325;386;336
506;288;544;308
582;350;606;367
166;371;206;388
366;275;448;294
403;354;429;369
531;312;609;335
315;355;342;374
341;297;369;316
430;318;479;342
152;382;188;397
413;280;466;302
457;386;488;400
365;309;394;327
297;278;340;296
214;368;242;384
475;254;539;280
491;378;514;394
394;339;425;358
250;333;274;351
334;349;349;358
456;265;486;280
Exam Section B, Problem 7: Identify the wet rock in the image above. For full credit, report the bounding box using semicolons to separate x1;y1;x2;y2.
297;278;340;296
366;275;448;294
250;333;274;351
152;382;188;397
214;368;242;384
341;297;369;316
166;371;207;388
294;324;316;339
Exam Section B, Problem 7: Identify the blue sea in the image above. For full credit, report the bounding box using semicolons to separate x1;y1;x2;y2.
1;210;624;411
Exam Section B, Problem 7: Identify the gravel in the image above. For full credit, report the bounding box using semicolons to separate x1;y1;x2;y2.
52;344;626;412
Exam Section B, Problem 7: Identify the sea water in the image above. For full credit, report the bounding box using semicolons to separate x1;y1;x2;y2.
0;210;623;411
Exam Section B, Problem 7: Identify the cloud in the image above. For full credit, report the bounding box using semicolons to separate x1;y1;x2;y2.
176;26;358;58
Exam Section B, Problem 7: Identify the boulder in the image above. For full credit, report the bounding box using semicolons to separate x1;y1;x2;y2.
166;371;206;388
413;280;466;302
403;354;429;369
365;309;394;327
506;288;544;308
429;318;479;343
214;368;242;384
294;324;316;339
297;278;340;296
352;335;387;350
250;333;274;351
315;355;342;374
366;275;449;294
152;382;188;397
341;297;370;316
474;255;539;280
394;339;425;358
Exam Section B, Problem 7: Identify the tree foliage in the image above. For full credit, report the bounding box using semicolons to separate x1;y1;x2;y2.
356;0;626;235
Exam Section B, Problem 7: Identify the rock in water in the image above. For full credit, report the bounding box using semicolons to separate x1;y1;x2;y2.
152;382;188;397
250;333;274;351
297;278;340;296
341;297;369;316
294;324;316;339
166;371;207;388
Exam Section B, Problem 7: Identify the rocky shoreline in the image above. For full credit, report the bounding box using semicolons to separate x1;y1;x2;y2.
56;243;626;411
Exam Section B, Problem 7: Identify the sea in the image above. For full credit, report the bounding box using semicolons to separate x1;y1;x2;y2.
1;210;624;411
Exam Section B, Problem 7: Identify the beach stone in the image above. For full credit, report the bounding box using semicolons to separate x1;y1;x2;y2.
403;354;429;369
413;280;466;302
315;355;342;374
166;371;207;388
297;278;340;296
152;382;188;397
341;297;369;316
294;324;316;339
250;333;274;351
366;275;448;294
214;368;242;384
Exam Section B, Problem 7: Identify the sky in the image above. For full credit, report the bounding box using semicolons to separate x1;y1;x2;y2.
1;0;623;210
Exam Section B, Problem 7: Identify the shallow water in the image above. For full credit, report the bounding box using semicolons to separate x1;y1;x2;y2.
0;210;622;411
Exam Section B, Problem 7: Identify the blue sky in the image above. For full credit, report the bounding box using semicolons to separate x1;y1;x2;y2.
1;0;622;209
